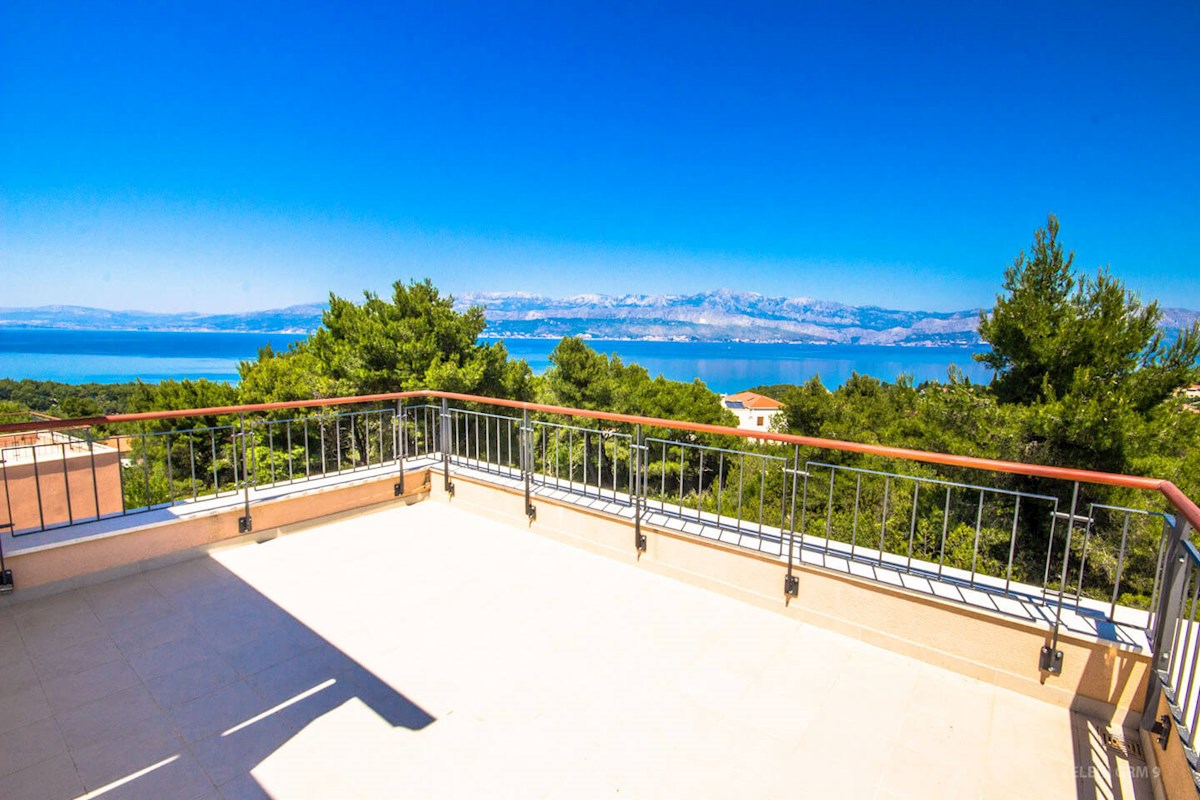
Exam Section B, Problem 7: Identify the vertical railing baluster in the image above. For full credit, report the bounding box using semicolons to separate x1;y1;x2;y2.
140;425;151;511
320;419;327;476
757;457;766;535
335;417;343;474
850;473;862;560
878;476;890;566
187;435;196;501
633;424;645;551
1149;517;1172;638
522;408;534;519
1178;577;1200;722
238;413;252;532
1043;482;1081;675
716;453;724;528
396;400;405;496
441;399;453;494
1172;567;1198;695
678;447;685;511
165;433;175;507
1108;512;1130;621
1005;496;1021;594
969;490;984;586
612;436;617;502
660;441;666;511
906;482;919;573
90;437;103;517
210;430;219;496
784;444;800;596
1076;512;1096;602
735;454;744;536
823;469;835;555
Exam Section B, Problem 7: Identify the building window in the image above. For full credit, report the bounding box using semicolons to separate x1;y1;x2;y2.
757;416;764;426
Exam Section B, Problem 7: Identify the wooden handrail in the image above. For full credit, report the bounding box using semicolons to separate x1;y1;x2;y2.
1;389;1196;530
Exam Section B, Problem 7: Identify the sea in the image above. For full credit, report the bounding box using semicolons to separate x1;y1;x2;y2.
0;329;991;393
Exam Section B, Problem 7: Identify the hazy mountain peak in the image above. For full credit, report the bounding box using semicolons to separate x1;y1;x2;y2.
1;293;1194;346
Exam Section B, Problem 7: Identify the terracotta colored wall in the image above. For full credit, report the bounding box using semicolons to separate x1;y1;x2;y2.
0;433;44;448
2;450;123;532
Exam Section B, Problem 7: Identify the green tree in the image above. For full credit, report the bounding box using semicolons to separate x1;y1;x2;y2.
120;379;243;508
976;214;1200;410
540;337;734;427
975;215;1200;473
775;375;832;436
238;345;332;407
239;279;534;402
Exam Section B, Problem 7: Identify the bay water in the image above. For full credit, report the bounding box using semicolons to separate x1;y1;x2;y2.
0;329;991;392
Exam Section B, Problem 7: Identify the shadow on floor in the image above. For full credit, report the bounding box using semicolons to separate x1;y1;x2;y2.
0;554;435;799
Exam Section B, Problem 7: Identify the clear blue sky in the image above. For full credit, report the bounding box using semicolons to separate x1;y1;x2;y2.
2;1;1197;313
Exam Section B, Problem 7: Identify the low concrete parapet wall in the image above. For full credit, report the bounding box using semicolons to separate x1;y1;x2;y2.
2;468;432;599
440;471;1152;720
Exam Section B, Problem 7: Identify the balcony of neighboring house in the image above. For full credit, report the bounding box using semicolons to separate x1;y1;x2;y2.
1;392;1199;799
0;422;124;534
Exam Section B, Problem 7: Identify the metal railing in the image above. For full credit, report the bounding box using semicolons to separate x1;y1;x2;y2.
1144;527;1200;785
0;401;448;536
2;388;1199;780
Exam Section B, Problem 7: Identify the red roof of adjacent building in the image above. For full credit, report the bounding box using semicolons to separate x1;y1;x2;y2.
724;391;784;410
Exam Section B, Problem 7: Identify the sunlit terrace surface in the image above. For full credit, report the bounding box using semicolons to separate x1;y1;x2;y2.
0;499;1154;799
2;391;1199;798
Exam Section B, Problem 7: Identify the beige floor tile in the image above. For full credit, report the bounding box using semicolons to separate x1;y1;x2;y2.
0;716;67;780
55;684;167;752
30;635;124;684
0;751;85;800
146;654;240;708
95;750;215;800
41;658;140;714
0;683;52;737
0;653;41;703
877;741;986;799
0;499;1135;799
126;632;213;681
70;714;183;789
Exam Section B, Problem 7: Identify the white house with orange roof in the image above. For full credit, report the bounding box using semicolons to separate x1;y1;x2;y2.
721;390;784;433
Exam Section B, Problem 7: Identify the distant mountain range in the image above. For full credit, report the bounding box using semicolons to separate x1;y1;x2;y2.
456;290;984;345
0;304;327;335
2;292;1197;346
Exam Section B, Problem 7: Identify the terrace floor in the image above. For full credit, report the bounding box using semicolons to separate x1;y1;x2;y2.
0;497;1155;798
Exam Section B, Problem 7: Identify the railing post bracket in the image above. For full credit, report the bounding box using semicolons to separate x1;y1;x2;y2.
1151;714;1172;750
395;400;405;497
1039;645;1063;674
0;521;12;594
520;410;535;522
440;399;453;497
784;575;799;597
631;426;647;553
237;413;253;536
